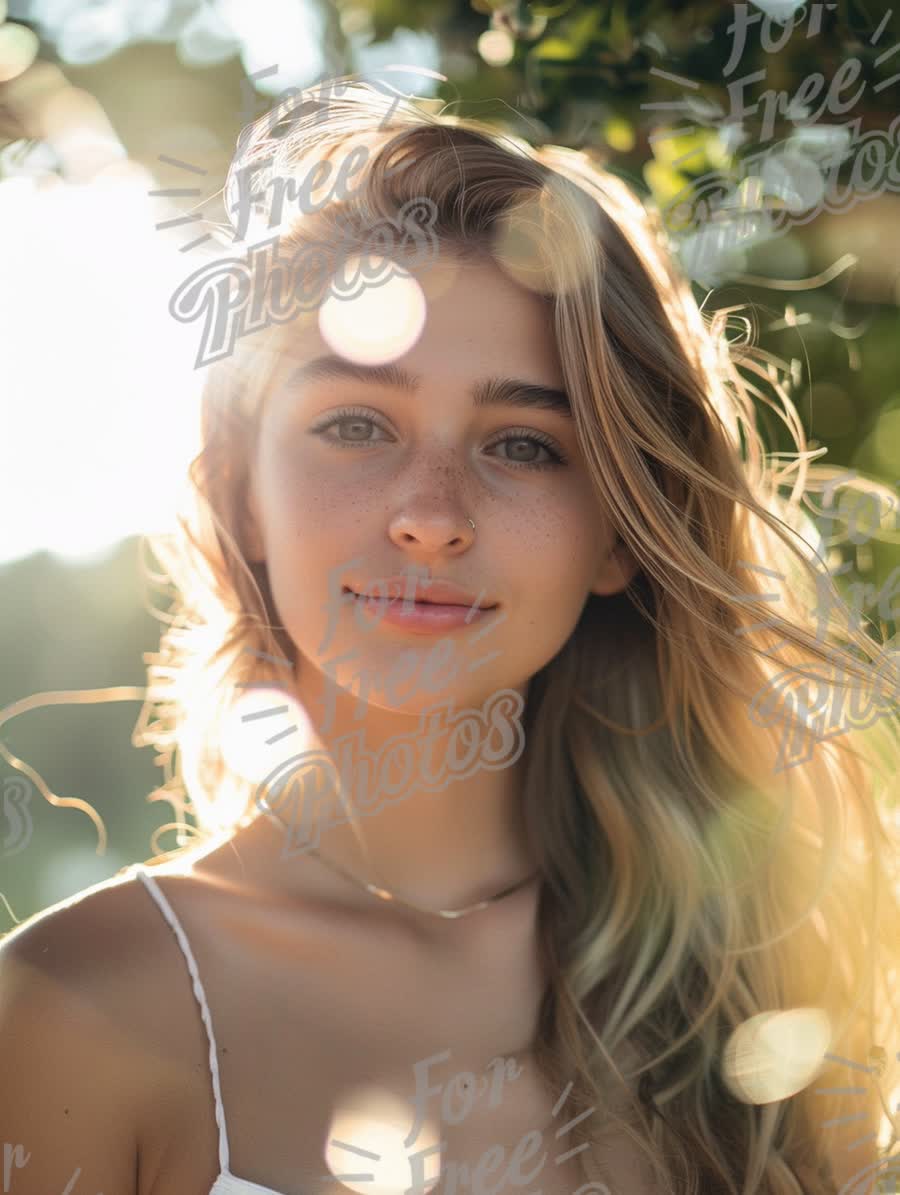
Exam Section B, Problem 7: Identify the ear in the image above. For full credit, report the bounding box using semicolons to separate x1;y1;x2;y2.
590;535;640;597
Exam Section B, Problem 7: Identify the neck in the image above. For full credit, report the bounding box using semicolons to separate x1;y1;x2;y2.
244;656;540;930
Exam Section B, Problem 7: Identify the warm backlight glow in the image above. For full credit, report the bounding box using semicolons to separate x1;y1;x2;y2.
318;264;427;365
721;1007;832;1104
221;684;311;786
324;1085;442;1195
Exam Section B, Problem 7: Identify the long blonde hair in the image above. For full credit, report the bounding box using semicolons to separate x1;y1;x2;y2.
138;79;900;1193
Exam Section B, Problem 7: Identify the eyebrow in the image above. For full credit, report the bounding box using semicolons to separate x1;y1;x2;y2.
284;354;573;419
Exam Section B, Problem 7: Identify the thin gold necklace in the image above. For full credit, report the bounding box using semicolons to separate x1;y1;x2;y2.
261;811;540;920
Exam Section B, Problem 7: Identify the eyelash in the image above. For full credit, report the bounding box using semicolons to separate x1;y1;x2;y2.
310;406;568;471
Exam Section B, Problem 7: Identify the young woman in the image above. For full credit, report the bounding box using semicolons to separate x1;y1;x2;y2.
1;78;899;1195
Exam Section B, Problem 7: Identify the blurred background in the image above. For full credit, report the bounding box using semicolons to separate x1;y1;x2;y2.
2;0;899;928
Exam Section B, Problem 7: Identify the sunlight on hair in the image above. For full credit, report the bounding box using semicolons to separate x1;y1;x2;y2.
721;1008;832;1104
132;82;900;1193
319;263;427;365
324;1086;442;1195
491;184;593;297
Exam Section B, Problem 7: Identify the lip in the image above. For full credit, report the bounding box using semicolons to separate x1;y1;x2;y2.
341;577;499;636
344;590;497;633
344;576;498;611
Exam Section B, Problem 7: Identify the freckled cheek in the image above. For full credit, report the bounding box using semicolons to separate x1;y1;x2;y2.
529;492;606;593
521;487;596;549
258;447;349;533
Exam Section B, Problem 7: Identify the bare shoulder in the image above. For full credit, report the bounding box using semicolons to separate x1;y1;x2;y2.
0;865;207;1195
0;864;205;1046
0;863;215;1073
2;864;162;981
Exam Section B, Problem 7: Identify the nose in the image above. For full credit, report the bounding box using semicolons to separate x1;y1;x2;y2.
388;510;476;553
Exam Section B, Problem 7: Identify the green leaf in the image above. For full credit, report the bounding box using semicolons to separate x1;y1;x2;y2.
532;35;580;59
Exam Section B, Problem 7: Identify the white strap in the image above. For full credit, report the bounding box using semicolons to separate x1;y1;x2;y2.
134;865;231;1173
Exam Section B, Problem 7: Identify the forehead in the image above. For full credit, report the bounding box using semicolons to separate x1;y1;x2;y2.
269;251;563;391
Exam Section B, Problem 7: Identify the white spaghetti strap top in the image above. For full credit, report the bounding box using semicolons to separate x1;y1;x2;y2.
133;864;292;1195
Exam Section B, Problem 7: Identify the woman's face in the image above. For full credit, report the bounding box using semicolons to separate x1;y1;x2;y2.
243;249;637;728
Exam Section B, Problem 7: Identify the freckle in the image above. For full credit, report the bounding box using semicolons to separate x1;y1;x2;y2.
64;1107;69;1115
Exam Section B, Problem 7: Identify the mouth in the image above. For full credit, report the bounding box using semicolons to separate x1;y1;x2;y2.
342;586;498;611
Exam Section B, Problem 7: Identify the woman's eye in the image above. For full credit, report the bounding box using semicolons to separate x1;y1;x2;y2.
310;408;567;471
318;412;386;444
487;434;566;470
